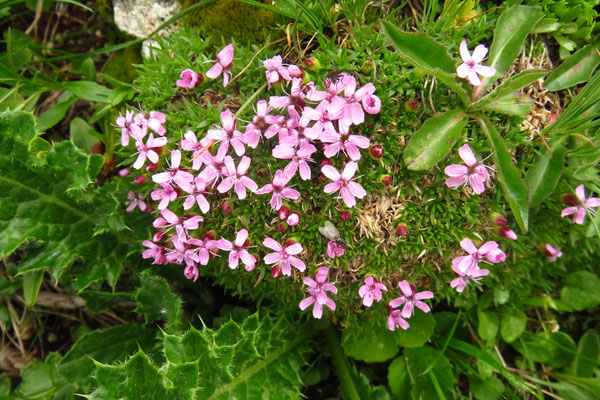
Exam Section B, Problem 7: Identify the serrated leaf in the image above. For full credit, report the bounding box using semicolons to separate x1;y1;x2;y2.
485;5;544;86
404;110;467;170
477;115;529;232
0;111;129;289
525;141;566;207
472;69;547;112
500;310;527;343
342;318;399;362
135;271;184;332
394;310;436;348
545;35;600;91
572;330;600;378
560;271;600;311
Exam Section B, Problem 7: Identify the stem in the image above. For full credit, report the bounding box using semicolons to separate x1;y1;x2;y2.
325;326;361;400
235;83;267;118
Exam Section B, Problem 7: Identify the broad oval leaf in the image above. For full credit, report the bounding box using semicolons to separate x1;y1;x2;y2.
477;310;499;342
341;319;399;362
404;110;467;170
500;310;527;343
394;310;436;348
481;93;531;116
545;35;600;91
572;330;600;378
560;271;600;311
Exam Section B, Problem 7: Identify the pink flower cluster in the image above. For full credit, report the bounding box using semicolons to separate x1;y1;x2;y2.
450;238;505;292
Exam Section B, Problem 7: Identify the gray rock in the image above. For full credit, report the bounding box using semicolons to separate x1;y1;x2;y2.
113;0;181;39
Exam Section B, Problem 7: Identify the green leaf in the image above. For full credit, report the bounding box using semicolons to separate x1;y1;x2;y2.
480;93;531;116
0;111;127;289
92;313;310;400
532;17;560;33
477;310;499;342
70;117;101;154
545;35;600;91
524;140;566;207
135;271;184;332
472;69;547;113
394;310;436;348
476;115;529;232
448;339;535;395
64;81;112;103
500;310;527;343
36;92;77;132
572;330;600;378
79;290;135;312
15;358;69;399
342;318;399;362
513;332;576;368
560;271;600;311
22;269;43;306
486;5;544;82
379;20;469;104
404;110;467;170
387;357;411;398
403;346;455;399
469;375;505;400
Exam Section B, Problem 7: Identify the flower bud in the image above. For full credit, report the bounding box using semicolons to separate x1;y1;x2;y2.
396;225;408;235
276;223;287;232
380;174;392;186
369;145;383;159
304;57;322;72
287;212;300;226
271;265;282;278
498;226;517;240
361;61;374;74
287;64;305;79
146;163;158;172
320;158;333;168
284;239;297;247
202;231;216;241
340;210;351;222
278;205;291;220
563;193;579;206
119;169;131;177
134;175;147;185
220;202;233;213
489;212;507;226
405;99;419;112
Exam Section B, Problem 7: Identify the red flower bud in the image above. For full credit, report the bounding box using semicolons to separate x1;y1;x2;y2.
220;203;233;213
380;175;392;186
202;231;215;241
271;265;282;278
563;194;579;206
340;210;351;221
320;158;333;167
278;205;291;220
284;239;296;247
276;223;287;232
134;175;147;185
396;225;408;235
369;145;383;159
146;163;158;172
406;99;419;112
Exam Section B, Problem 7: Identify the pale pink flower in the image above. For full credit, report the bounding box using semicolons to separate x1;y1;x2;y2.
286;212;300;226
452;238;505;274
272;142;317;180
206;44;234;86
152;209;203;244
217;229;256;271
244;100;273;148
362;94;381;114
299;267;337;319
152;150;194;187
544;244;563;262
263;238;305;276
287;64;304;79
135;111;167;136
187;236;219;266
180;131;206;170
322;161;366;208
444;144;491;194
301;103;337;139
279;107;320;147
132;133;167;170
116;110;136;146
450;262;489;292
198;145;228;185
388;280;434;318
142;241;166;265
255;170;300;211
180;177;211;213
269;78;307;110
358;276;387;307
321;128;370;161
456;40;496;86
264;55;290;89
151;183;178;210
126;192;146;212
207;110;246;156
184;264;199;281
387;309;410;331
561;185;600;224
217;156;258;200
326;240;345;258
329;74;376;130
166;239;200;267
176;69;201;88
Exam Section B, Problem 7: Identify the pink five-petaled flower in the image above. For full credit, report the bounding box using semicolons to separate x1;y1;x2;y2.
142;241;167;265
456;40;496;86
206;43;234;86
176;69;201;89
452;238;505;274
450;262;490;292
207;109;246;156
217;229;256;271
326;240;345;258
116;110;136;146
358;276;387;307
444;144;491;194
180;177;211;213
272;142;317;180
321;128;370;161
152;209;203;245
322;161;366;208
152;150;194;188
135;111;167;136
544;244;563;262
217;156;258;200
387;309;409;331
151;183;178;210
244;100;273;149
187;236;219;266
132;133;167;170
126;192;146;212
264;55;290;89
561;184;600;224
329;73;378;131
263;238;306;276
299;267;337;319
255;170;300;211
388;280;434;318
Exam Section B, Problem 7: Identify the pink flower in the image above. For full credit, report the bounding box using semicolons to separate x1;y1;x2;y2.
269;78;307;110
499;226;517;240
450;262;489;292
135;111;167;136
217;229;256;271
326;240;345;258
544;244;563;262
264;55;290;89
126;192;147;212
561;185;600;224
452;238;505;274
362;94;381;114
152;209;203;244
322;161;366;208
151;183;178;210
329;74;377;131
116;110;136;146
132;133;167;170
180;130;206;170
387;309;410;331
255;170;300;210
244;100;273;148
358;276;387;307
184;264;199;281
152;150;194;188
206;44;234;86
187;236;219;266
272;142;317;180
217;156;258;199
388;280;434;318
180;177;211;213
207;110;246;156
299;267;337;319
456;40;496;86
142;240;167;264
176;69;201;88
320;129;370;161
444;144;491;194
286;212;300;226
263;238;305;276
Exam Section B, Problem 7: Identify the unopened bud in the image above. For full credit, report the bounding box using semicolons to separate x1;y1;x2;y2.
119;169;131;177
271;265;282;278
287;212;300;226
396;225;408;235
146;163;158;172
278;205;291;220
220;202;233;213
380;174;392;186
340;210;351;221
498;226;517;240
134;175;147;185
304;57;322;72
406;99;419;112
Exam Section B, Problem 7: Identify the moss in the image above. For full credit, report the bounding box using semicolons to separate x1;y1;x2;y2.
181;0;282;46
